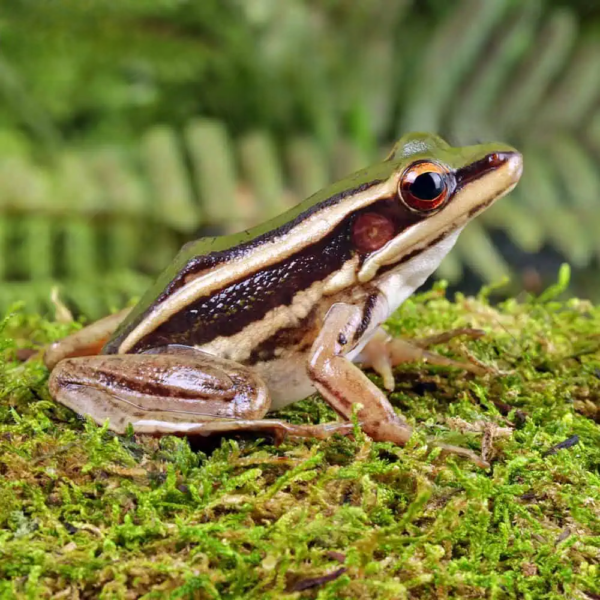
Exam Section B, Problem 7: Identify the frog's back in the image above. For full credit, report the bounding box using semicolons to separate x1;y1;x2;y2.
103;159;396;356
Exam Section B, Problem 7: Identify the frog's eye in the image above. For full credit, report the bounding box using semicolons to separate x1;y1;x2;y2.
398;161;451;213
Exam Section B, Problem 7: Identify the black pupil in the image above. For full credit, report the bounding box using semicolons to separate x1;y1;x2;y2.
409;172;445;200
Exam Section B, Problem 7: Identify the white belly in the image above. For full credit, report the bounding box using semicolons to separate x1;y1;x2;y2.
253;356;317;410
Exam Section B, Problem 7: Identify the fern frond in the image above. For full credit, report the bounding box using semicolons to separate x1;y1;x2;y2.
1;0;600;314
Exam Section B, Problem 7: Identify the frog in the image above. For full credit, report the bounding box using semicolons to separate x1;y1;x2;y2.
44;132;523;446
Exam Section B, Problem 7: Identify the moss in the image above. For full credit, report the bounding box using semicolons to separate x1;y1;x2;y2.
0;275;599;599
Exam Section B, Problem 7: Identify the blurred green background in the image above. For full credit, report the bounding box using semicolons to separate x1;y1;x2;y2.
1;0;600;318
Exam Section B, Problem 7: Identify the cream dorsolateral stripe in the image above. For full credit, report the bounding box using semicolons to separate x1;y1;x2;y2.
358;155;522;282
183;257;360;363
200;258;358;362
118;180;395;353
201;280;323;362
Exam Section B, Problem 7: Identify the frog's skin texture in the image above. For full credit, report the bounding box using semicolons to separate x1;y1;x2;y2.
45;133;523;445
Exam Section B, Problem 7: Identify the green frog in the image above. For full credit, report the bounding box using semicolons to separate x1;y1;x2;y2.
44;133;523;446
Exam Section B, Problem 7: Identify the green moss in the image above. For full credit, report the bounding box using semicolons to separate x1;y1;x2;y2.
1;278;599;599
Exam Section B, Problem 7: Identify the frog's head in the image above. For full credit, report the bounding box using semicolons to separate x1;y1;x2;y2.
354;132;523;283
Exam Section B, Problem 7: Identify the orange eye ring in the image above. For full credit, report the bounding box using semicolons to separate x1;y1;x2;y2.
398;161;452;213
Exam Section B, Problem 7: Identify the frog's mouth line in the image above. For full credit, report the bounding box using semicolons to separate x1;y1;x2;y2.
357;152;523;283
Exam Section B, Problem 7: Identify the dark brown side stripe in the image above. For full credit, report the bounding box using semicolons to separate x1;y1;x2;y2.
104;178;385;354
156;179;386;303
124;191;432;354
127;220;356;352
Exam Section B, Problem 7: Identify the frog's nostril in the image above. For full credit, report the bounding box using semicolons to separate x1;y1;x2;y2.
488;151;520;167
487;152;503;167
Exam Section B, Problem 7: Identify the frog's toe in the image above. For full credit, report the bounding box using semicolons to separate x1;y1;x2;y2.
357;329;396;391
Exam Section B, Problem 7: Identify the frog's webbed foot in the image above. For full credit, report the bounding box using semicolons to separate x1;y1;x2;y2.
169;420;355;444
359;327;489;391
49;346;353;441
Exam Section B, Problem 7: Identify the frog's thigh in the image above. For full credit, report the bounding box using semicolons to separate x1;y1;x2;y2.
308;302;412;446
49;347;353;440
44;307;132;369
49;347;272;434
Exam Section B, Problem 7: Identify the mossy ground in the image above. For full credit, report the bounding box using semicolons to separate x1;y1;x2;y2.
1;274;599;599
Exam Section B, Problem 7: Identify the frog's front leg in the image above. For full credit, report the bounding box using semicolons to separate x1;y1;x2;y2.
48;345;353;439
308;302;412;446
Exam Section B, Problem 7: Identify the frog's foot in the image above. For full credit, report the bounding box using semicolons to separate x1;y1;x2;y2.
359;327;489;391
143;419;355;445
44;307;132;369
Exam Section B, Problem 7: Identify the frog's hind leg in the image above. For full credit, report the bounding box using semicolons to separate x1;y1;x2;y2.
44;308;132;369
48;346;353;441
359;327;489;391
